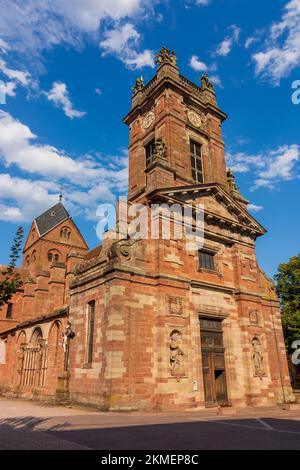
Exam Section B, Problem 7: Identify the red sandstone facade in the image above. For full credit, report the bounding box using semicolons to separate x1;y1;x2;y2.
0;49;294;410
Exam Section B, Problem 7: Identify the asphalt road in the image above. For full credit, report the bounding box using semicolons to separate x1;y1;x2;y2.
1;397;300;450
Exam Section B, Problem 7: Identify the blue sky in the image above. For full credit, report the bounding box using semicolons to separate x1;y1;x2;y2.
0;0;299;277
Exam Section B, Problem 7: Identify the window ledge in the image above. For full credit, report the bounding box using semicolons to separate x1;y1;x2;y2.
82;363;93;369
199;268;222;277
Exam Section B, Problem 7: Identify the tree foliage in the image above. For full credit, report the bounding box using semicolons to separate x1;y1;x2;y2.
0;227;24;308
275;254;300;353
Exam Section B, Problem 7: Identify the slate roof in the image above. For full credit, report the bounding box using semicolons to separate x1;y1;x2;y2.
35;203;69;237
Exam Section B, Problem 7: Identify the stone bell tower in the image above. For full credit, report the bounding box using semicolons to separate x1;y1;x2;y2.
123;47;229;203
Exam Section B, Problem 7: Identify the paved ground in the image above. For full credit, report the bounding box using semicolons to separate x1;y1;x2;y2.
1;397;300;450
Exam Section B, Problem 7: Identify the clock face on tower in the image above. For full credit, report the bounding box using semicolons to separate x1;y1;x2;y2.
142;111;155;129
187;109;202;128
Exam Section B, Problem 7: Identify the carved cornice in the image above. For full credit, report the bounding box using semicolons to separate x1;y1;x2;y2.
190;279;235;294
123;73;227;125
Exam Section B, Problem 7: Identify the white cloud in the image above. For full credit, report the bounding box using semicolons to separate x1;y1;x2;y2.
0;81;17;98
0;38;10;53
95;87;102;95
253;0;300;84
0;204;23;222
258;145;299;180
226;151;265;173
56;0;143;30
46;81;86;119
0;1;151;71
189;56;222;87
0;173;58;222
245;36;256;49
209;75;223;88
0;111;128;186
0;58;30;86
215;25;241;57
99;23;154;69
248;203;263;212
195;0;211;5
226;144;300;191
123;49;154;69
189;55;208;72
0;58;33;100
100;23;139;54
0;112;128;222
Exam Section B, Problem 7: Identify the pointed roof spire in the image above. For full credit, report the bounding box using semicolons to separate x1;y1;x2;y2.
59;184;63;203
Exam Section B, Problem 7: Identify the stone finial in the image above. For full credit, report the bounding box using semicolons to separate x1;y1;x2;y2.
227;168;238;193
200;72;215;91
132;76;144;95
155;47;177;67
153;137;167;160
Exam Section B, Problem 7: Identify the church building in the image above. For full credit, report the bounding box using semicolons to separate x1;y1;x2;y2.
0;48;293;410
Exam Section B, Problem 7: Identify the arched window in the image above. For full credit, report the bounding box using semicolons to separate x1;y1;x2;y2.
25;255;30;267
31;250;36;262
48;250;60;263
49;321;61;368
6;303;13;319
31;327;43;346
60;227;71;240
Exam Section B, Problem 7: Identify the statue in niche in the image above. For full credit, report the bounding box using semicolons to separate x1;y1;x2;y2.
16;345;25;373
252;337;264;376
169;330;184;376
62;321;75;371
155;47;177;67
153;137;167;160
36;343;44;371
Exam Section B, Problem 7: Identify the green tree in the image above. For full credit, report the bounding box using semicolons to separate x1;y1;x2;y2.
0;227;24;308
275;254;300;353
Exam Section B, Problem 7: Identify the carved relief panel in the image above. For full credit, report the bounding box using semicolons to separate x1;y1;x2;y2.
167;296;184;317
241;254;258;281
248;308;262;328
